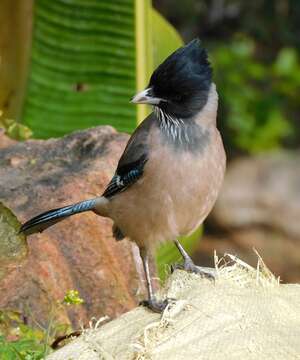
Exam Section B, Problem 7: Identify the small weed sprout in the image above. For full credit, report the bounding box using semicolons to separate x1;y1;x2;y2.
63;290;84;306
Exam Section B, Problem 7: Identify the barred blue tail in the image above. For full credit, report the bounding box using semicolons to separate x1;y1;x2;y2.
20;199;96;235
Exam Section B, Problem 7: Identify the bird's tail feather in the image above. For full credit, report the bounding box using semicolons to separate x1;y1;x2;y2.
20;198;97;235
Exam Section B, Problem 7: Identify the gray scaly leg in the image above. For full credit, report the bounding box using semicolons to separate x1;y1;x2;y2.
172;239;216;279
139;247;168;312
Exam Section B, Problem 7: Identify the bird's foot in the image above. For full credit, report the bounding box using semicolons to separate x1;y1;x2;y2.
140;297;169;313
171;257;216;280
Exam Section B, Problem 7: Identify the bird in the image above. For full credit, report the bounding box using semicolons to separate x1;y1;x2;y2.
20;39;226;312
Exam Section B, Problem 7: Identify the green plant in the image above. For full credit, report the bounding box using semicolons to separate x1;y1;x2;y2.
0;111;32;141
63;290;84;306
212;36;300;154
0;289;85;359
0;335;45;360
0;310;50;360
22;0;137;138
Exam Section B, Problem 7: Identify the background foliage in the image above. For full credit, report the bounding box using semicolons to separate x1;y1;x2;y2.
213;38;299;154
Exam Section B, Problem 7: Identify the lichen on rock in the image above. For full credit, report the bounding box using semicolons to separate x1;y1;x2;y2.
0;202;27;280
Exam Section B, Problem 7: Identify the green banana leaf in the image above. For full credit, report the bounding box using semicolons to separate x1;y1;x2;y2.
22;0;137;138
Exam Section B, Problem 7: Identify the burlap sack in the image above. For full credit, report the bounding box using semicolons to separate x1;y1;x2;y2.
47;254;300;360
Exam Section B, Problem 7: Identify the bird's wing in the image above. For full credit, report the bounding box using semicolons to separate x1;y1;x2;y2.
102;113;154;198
102;154;147;198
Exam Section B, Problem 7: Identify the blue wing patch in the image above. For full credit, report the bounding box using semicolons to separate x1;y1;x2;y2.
102;155;147;198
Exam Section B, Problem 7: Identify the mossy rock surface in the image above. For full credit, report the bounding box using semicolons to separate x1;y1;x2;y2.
0;202;27;279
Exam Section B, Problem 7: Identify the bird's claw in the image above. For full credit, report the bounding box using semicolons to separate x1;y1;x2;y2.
171;258;216;280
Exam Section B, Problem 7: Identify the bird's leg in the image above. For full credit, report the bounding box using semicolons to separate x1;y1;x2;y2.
172;239;216;279
139;247;168;312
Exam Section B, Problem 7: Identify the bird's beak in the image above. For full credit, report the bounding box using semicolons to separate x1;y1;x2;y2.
130;87;163;105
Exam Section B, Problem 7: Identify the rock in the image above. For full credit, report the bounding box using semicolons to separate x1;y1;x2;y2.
214;152;300;236
0;128;16;149
0;126;146;328
195;152;300;282
0;202;28;281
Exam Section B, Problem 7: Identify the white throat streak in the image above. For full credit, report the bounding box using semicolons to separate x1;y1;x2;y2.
153;106;210;153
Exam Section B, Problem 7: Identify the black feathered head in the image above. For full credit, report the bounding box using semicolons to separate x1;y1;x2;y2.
131;39;212;119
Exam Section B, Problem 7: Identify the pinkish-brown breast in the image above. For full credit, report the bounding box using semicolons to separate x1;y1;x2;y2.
107;123;226;250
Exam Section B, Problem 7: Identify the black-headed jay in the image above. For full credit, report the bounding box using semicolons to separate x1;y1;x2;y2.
21;39;226;312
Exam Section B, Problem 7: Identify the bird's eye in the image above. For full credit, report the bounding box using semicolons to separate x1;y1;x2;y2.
172;94;183;102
